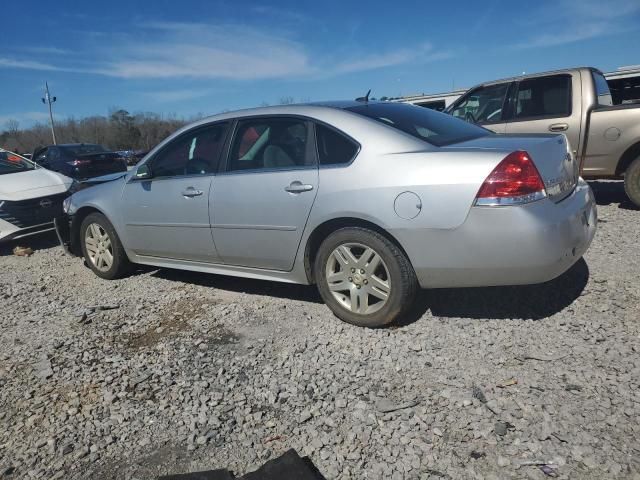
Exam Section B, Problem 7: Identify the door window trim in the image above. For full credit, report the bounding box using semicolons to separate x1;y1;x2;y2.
219;114;318;176
132;120;232;182
507;74;573;123
312;120;361;169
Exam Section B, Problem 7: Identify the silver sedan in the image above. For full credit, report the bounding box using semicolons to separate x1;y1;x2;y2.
58;101;596;327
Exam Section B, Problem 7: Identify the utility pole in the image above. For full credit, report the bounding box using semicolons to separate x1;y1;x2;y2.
41;82;57;145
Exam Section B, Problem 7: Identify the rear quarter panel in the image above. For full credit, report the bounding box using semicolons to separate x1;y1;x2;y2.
310;147;503;232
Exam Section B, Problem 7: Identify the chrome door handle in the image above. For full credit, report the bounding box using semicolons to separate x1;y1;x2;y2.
549;123;569;132
181;187;203;197
285;181;314;193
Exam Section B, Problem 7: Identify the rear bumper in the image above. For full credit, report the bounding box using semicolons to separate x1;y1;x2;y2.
395;179;597;288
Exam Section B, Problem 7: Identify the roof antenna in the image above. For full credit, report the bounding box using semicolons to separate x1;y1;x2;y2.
356;89;371;102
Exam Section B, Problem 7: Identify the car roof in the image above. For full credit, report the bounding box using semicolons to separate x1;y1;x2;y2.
468;66;601;89
190;100;395;125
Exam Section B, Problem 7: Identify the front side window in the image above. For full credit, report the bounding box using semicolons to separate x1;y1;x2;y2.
315;124;358;166
449;83;510;124
348;103;490;147
0;151;36;175
228;118;310;172
151;122;228;177
514;75;571;119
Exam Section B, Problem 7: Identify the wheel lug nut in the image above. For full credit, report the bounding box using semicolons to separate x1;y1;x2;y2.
351;268;355;273
356;285;361;289
360;269;365;274
364;280;368;285
348;277;353;282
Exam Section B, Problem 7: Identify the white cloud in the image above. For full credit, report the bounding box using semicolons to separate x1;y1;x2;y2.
331;44;452;75
0;111;50;126
142;88;213;103
0;58;64;71
0;21;451;81
515;0;640;48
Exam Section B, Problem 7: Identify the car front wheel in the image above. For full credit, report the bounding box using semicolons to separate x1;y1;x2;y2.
80;212;131;280
315;227;418;327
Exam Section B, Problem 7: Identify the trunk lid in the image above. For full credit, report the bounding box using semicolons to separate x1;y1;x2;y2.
443;133;578;202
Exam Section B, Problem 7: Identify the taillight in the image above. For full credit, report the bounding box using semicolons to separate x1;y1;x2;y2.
67;159;91;167
475;150;546;206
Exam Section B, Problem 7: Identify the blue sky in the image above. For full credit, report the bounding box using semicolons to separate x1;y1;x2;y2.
1;0;639;127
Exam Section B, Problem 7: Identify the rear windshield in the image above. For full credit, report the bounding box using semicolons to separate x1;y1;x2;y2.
60;144;109;156
346;102;490;147
0;151;36;175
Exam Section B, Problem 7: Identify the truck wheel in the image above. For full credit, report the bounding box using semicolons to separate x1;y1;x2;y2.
624;157;640;208
315;227;418;327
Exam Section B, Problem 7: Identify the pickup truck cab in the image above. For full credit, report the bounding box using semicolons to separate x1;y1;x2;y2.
446;67;640;207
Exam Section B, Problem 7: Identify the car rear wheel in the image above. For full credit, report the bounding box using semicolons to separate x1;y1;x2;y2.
624;156;640;208
315;227;418;327
80;212;131;280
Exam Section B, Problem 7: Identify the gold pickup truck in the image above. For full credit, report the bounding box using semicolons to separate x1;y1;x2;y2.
446;67;640;207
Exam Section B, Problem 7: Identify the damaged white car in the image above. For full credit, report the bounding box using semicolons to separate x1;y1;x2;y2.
0;149;73;242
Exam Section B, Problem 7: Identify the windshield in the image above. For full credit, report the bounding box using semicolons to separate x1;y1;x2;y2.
346;102;490;147
0;150;36;175
60;144;109;156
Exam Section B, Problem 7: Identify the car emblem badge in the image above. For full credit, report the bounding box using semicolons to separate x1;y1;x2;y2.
39;198;53;208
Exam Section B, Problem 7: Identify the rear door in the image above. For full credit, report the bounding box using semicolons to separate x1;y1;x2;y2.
121;122;229;263
505;74;581;155
211;116;318;271
448;82;513;133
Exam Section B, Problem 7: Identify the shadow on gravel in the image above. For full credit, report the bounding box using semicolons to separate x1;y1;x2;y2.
588;180;638;211
395;258;590;324
0;230;60;256
152;268;324;304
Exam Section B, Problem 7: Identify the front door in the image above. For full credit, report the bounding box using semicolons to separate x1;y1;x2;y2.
121;122;229;262
211;117;318;271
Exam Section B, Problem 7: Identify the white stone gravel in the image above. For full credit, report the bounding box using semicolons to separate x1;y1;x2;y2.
0;181;639;480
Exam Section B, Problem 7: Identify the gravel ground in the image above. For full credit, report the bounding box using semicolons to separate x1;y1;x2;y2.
0;181;639;480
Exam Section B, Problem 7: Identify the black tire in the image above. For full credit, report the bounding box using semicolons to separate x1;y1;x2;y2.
315;227;418;327
79;212;131;280
624;156;640;208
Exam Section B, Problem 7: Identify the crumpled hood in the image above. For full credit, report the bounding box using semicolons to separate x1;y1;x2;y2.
0;168;73;201
80;171;129;185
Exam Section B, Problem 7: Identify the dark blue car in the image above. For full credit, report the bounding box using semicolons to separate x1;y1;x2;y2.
32;143;127;180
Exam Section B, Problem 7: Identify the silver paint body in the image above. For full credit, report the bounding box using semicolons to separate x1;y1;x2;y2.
65;103;596;288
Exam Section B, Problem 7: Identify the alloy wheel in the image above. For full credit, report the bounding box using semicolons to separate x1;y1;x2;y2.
84;223;114;272
325;242;391;314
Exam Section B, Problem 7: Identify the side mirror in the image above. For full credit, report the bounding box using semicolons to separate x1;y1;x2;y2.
135;164;152;179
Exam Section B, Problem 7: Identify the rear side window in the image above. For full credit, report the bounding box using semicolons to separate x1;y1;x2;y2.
514;75;571;120
228;118;311;172
347;102;490;147
592;71;613;107
315;124;358;166
60;144;109;156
